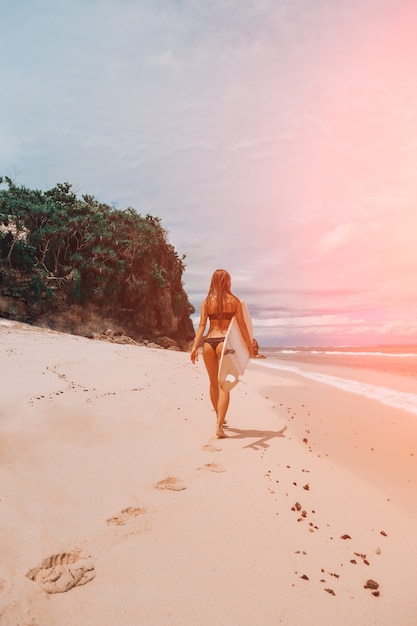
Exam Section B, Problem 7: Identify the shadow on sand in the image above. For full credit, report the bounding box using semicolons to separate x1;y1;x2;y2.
224;425;287;450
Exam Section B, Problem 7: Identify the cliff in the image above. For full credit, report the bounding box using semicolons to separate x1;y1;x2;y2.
0;178;195;349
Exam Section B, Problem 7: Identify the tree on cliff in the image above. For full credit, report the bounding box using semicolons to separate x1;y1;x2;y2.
0;177;195;343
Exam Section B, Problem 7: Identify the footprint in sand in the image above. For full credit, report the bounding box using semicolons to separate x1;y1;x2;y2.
106;506;146;526
198;462;226;473
155;476;187;491
202;443;222;452
106;506;148;538
26;552;95;594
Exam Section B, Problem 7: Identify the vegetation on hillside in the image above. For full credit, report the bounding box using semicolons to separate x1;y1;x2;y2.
0;177;195;345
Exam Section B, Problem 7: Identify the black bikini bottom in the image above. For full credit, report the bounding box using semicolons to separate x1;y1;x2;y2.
204;337;225;353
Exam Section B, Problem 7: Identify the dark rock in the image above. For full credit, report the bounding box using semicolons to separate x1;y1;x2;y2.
364;579;379;590
154;336;178;349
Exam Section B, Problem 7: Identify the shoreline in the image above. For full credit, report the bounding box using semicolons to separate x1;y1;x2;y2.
1;322;417;625
249;355;417;403
246;363;417;514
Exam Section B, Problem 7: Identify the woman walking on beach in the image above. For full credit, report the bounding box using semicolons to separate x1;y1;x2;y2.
190;269;253;438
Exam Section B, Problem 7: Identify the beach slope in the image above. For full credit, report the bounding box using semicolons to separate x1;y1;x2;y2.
1;321;416;625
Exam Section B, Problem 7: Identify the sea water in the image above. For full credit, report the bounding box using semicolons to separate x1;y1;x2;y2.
252;345;417;416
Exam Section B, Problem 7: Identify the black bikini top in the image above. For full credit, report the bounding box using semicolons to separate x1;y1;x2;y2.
208;311;235;321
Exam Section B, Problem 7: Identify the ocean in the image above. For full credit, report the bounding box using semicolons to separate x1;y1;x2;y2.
252;345;417;416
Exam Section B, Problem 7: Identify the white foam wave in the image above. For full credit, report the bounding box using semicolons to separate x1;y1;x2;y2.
270;349;417;358
322;350;417;358
257;361;417;416
277;349;300;354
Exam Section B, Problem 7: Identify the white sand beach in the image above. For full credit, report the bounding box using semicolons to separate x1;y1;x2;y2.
1;320;417;625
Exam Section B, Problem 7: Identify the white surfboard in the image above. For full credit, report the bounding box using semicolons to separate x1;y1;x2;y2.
218;301;253;392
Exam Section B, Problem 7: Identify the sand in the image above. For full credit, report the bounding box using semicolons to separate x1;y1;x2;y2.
1;320;417;625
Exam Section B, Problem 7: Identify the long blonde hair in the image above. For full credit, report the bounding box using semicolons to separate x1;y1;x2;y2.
205;269;237;328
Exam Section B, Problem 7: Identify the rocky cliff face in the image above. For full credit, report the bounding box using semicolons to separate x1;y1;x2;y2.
0;271;195;350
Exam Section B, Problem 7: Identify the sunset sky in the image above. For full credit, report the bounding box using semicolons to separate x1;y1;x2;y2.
1;0;417;345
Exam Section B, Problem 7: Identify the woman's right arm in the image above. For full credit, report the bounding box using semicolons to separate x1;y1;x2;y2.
190;301;208;363
236;300;254;356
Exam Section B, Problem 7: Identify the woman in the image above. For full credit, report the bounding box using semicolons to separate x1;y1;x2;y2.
190;269;253;438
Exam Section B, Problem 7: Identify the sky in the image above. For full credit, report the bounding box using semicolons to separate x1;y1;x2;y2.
1;0;417;346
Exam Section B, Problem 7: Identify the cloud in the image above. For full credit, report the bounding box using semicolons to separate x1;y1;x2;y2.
251;312;417;344
1;0;417;345
316;222;354;254
144;49;181;70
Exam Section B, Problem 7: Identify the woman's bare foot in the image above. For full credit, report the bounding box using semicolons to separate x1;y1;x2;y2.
216;428;227;439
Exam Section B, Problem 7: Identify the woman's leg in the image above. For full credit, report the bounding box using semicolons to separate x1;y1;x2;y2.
203;342;220;412
216;385;230;434
203;342;229;437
